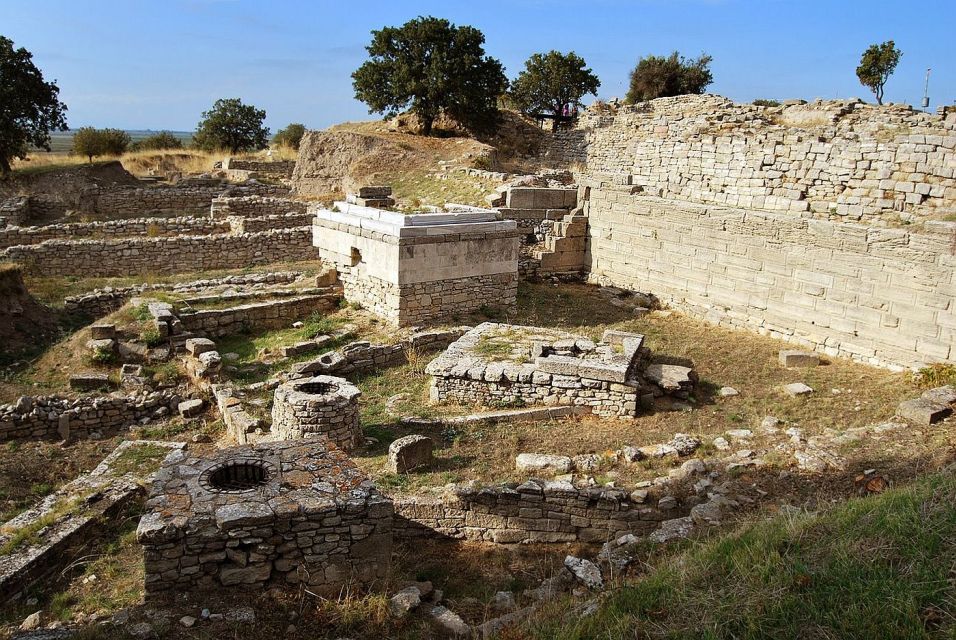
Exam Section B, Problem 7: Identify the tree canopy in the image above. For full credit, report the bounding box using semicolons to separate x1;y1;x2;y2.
509;50;600;117
132;131;183;152
352;16;508;135
273;123;306;150
626;52;713;103
193;98;269;153
856;40;902;105
71;127;130;163
0;35;68;175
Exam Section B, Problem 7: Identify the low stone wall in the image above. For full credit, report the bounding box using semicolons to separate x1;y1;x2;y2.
91;182;289;217
63;272;304;319
2;227;316;277
585;187;956;368
228;212;314;233
178;294;338;338
222;158;295;178
0;216;232;249
210;195;307;219
0;391;181;442
393;479;673;544
0;196;29;226
290;327;469;378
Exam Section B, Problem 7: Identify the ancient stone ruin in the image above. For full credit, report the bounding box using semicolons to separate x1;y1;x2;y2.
137;440;392;596
311;202;520;325
270;375;362;450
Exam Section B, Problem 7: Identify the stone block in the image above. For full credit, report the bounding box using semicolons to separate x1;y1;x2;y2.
185;338;216;356
178;398;205;417
69;372;110;391
515;454;572;473
90;324;116;340
897;398;951;425
779;350;820;367
388;435;434;473
783;382;814;397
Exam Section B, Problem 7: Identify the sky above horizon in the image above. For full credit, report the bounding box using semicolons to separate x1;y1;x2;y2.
3;0;954;132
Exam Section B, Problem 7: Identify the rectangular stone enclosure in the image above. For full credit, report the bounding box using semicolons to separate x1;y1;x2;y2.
137;440;392;597
311;203;520;325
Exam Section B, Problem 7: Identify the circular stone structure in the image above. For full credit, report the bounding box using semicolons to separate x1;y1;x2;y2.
271;375;361;450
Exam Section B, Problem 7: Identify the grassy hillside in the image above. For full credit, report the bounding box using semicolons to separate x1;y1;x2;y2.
529;468;956;639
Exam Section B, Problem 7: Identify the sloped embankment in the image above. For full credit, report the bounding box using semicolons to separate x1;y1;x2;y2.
0;263;60;364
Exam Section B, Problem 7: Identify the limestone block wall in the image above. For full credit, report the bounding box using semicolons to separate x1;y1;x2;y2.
229;212;314;233
210;195;308;219
393;479;673;544
0;216;232;249
585;187;956;368
177;294;338;338
545;95;956;222
1;228;317;277
0;197;28;226
221;158;295;177
0;391;181;442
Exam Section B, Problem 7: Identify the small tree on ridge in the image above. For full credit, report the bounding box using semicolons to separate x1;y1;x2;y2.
626;52;713;103
509;50;600;117
352;16;508;135
856;40;902;105
273;123;306;150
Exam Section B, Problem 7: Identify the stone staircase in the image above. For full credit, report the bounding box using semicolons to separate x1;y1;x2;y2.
533;207;588;274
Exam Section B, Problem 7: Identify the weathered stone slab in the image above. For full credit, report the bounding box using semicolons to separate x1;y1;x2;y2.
388;435;434;473
897;398;951;425
779;350;820;367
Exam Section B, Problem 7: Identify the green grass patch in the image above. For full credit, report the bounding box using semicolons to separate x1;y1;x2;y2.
0;493;92;556
107;443;171;477
529;470;956;639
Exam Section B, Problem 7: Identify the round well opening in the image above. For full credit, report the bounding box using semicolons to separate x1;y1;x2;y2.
295;381;336;395
204;460;271;492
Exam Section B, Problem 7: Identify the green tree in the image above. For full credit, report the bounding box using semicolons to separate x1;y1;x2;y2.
273;123;306;150
0;36;68;175
352;16;508;135
509;50;600;117
132;131;183;152
193;98;269;153
626;52;713;103
71;128;130;162
856;40;902;105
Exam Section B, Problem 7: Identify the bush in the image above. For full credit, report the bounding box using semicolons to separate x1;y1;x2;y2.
272;123;306;150
753;99;781;107
625;51;713;103
131;131;183;152
140;325;163;347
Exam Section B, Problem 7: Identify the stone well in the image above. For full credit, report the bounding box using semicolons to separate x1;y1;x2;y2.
136;440;392;597
271;375;362;450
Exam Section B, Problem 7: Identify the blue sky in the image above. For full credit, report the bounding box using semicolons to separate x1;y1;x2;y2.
2;0;954;132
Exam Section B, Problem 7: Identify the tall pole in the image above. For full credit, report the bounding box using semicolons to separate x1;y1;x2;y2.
922;68;931;111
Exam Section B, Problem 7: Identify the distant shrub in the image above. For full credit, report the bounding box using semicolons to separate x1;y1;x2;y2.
626;51;713;103
132;131;183;152
272;123;306;150
753;99;781;107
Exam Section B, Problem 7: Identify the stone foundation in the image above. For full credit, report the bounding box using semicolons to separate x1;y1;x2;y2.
137;440;392;597
177;293;338;338
271;376;362;450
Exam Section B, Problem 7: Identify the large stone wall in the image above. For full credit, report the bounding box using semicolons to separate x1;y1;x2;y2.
210;195;307;219
546;96;956;222
585;186;956;368
178;294;338;338
1;228;317;277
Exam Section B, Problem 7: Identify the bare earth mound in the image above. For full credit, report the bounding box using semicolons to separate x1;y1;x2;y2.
0;263;60;364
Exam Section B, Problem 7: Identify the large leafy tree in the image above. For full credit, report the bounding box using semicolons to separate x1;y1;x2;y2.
0;36;68;175
856;40;902;105
626;52;713;103
193;98;269;153
72;127;131;162
509;50;600;117
352;16;508;135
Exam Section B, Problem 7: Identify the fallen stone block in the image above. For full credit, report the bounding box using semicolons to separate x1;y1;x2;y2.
564;555;603;590
784;382;814;397
388;435;434;473
178;398;205;418
69;372;110;391
515;453;572;473
779;350;820;367
90;324;116;340
185;338;216;356
644;363;697;393
897;398;951;425
921;386;956;406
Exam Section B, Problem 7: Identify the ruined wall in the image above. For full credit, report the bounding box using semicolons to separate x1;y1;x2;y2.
178;294;338;338
0;216;232;249
0;391;180;442
546;96;956;222
210;195;307;219
393;479;673;544
586;187;956;368
229;212;314;233
1;227;316;277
